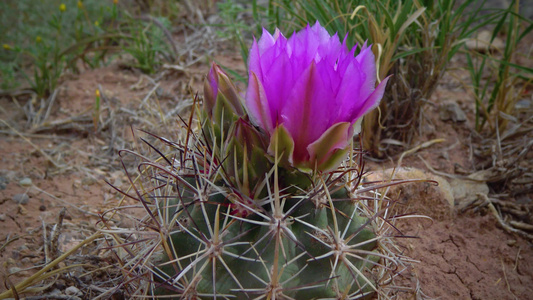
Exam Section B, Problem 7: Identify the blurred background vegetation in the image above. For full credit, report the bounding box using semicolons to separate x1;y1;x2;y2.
1;0;531;149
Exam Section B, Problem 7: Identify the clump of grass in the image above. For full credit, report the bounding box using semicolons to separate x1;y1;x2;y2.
0;1;122;98
0;0;183;99
466;0;533;135
462;0;533;240
120;15;176;74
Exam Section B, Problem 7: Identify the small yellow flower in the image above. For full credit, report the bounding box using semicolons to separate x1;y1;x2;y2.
36;36;42;43
59;3;66;12
3;44;11;50
77;1;83;9
95;89;100;98
94;20;99;27
113;0;118;4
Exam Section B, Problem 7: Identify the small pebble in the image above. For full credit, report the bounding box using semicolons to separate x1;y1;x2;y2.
13;194;29;205
65;286;82;296
31;257;42;264
0;214;5;222
515;99;531;109
81;177;97;186
439;102;466;122
507;239;517;246
19;177;32;187
18;205;28;215
54;280;66;290
49;288;62;295
9;267;22;274
0;176;8;190
39;205;47;211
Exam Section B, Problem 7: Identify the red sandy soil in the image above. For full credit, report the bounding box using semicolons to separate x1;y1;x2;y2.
1;53;531;299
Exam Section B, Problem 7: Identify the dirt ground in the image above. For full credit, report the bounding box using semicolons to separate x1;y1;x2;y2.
1;48;532;299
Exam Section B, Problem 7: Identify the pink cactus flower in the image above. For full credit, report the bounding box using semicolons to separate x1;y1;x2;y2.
245;22;389;171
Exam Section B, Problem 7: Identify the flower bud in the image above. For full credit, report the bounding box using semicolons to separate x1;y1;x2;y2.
203;63;243;119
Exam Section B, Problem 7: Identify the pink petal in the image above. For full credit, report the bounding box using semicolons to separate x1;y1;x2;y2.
334;61;365;122
354;44;377;100
262;50;293;126
351;76;390;122
257;28;276;54
259;32;288;73
248;39;264;83
280;62;332;164
289;23;321;66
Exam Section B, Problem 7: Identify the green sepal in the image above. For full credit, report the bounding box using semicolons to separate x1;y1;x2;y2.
216;68;244;116
267;124;295;168
213;91;240;137
226;118;271;198
307;122;353;172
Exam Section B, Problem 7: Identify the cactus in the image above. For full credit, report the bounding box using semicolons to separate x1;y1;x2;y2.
120;124;387;299
150;148;381;299
103;22;400;299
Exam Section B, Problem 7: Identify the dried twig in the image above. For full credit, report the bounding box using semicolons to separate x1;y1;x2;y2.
41;89;59;125
480;193;533;241
509;221;533;232
49;208;67;260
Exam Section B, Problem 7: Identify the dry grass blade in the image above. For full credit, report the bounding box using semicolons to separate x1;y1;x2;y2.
0;233;100;299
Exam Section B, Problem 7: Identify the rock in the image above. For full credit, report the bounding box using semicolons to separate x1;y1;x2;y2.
9;267;22;274
49;288;62;295
449;178;489;210
0;214;5;222
12;193;29;205
0;176;8;190
0;169;16;181
465;30;504;52
366;167;454;220
65;286;82;297
81;176;97;186
18;205;28;215
19;177;32;187
439;102;467;122
515;98;531;110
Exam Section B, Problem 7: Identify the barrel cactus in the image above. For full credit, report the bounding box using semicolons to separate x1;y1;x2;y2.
106;22;398;299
